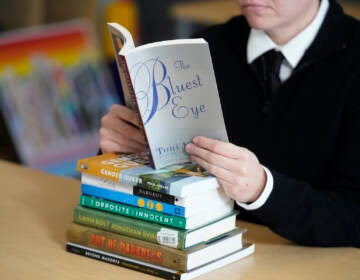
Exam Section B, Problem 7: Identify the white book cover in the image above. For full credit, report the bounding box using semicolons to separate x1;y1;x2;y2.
108;23;228;169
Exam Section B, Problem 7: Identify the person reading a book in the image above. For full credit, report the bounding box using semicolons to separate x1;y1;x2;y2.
99;0;360;247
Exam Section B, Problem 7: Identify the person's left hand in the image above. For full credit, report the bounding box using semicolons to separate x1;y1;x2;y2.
185;136;267;203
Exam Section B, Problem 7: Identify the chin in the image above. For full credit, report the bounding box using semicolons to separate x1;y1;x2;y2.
244;15;274;30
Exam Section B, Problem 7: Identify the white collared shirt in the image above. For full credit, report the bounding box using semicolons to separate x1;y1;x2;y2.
247;0;329;82
237;0;329;210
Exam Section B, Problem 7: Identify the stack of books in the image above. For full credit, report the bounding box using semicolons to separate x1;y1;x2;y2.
65;152;255;279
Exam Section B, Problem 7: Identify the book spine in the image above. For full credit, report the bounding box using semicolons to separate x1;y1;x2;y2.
77;157;171;194
66;223;187;271
77;157;125;182
73;205;186;249
78;166;171;195
80;195;187;229
82;174;133;194
66;242;181;280
81;183;185;217
81;173;178;205
133;186;176;204
117;55;156;168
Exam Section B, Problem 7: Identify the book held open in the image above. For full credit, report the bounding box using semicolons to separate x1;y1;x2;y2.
107;23;228;169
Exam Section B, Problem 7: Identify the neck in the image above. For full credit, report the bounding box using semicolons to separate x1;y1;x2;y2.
267;1;320;45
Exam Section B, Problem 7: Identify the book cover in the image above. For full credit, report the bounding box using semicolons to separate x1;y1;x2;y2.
66;242;255;280
77;152;221;197
81;172;231;208
79;195;234;230
66;223;244;272
73;205;238;249
107;22;228;169
81;183;186;217
81;176;231;217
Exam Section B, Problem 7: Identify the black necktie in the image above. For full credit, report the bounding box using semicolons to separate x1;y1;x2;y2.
263;50;284;113
252;49;284;113
263;49;283;96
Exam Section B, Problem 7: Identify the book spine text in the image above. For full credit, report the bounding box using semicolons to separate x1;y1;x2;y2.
66;223;187;271
79;195;187;229
73;205;185;249
133;186;176;204
66;242;181;280
81;183;185;217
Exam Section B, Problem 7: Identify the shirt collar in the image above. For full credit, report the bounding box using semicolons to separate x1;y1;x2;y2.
247;0;329;68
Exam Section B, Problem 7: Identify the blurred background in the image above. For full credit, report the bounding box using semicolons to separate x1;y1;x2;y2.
0;0;359;177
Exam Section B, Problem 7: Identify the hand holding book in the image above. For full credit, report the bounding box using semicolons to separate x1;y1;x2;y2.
100;104;146;154
106;23;228;169
185;136;267;204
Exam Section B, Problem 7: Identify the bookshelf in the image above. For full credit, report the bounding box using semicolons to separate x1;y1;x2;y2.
0;0;133;177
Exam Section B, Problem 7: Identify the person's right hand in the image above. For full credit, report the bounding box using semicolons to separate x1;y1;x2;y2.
99;104;146;153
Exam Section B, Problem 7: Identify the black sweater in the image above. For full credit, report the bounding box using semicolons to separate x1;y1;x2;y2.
196;1;360;247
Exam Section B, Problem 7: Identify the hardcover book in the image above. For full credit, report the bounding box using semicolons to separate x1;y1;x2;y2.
107;22;228;169
66;223;245;272
77;152;222;197
66;242;255;280
73;205;238;249
79;195;235;230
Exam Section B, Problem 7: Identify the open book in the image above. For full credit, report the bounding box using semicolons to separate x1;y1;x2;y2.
107;23;228;169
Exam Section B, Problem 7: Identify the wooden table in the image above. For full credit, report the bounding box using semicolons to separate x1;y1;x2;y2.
170;0;360;37
0;159;359;279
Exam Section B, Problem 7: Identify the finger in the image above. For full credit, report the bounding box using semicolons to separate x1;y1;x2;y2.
186;142;248;173
100;128;146;152
190;154;257;203
100;139;144;154
110;104;140;127
191;136;251;160
189;154;239;183
101;114;144;145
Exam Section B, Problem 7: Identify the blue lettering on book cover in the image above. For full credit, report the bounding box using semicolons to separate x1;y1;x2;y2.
130;57;206;125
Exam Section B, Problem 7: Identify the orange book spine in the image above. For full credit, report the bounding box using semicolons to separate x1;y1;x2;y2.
76;153;143;181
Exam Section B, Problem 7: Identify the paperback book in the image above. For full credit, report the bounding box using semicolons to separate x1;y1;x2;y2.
66;242;255;280
73;205;238;249
107;22;228;169
66;223;245;272
81;183;187;217
79;195;235;230
77;152;222;197
81;176;231;217
81;172;230;207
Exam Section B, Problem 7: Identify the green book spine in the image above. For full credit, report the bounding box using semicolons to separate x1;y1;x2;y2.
80;195;187;229
73;205;186;249
66;223;187;271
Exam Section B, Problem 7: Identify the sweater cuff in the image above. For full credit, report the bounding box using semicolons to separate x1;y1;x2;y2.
236;166;273;210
